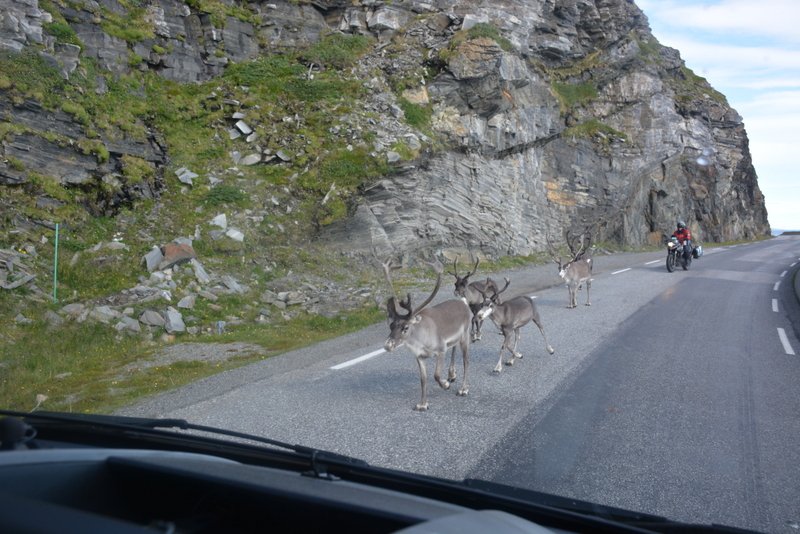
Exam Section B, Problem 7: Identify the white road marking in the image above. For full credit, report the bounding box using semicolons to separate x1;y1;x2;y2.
780;270;788;278
774;281;781;291
612;268;631;275
331;348;385;370
778;328;796;355
645;260;660;265
791;262;797;267
772;299;779;313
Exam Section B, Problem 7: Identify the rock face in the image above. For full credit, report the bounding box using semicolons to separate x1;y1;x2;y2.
0;0;770;258
322;0;769;255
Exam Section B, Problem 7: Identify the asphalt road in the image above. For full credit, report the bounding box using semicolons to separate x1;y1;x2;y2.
119;236;800;533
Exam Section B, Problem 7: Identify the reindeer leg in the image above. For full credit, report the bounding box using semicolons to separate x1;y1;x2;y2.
494;327;514;373
493;328;509;373
433;350;451;391
415;356;429;411
506;328;521;365
585;279;591;306
457;338;469;396
470;310;483;342
533;315;555;354
447;346;457;382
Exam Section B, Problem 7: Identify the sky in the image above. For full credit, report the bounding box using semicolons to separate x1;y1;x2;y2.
636;0;800;231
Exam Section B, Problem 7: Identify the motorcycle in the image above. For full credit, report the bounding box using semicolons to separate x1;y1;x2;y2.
666;236;691;272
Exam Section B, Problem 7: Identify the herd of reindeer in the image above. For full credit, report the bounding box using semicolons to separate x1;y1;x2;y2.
379;232;594;411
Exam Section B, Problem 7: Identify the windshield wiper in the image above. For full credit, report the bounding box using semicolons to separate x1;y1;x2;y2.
0;409;368;473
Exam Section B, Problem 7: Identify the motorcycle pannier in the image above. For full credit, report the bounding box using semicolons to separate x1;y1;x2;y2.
692;245;703;259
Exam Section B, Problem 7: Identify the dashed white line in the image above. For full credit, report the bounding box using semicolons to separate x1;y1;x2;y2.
780;270;788;278
331;348;385;370
612;268;631;275
774;281;781;291
791;262;798;268
778;328;796;355
645;260;660;265
772;298;779;313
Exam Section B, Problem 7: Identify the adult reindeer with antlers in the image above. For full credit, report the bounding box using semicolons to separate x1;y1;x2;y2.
447;256;500;342
546;228;594;308
379;257;473;411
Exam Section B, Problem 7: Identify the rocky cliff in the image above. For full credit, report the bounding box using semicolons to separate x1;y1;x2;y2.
322;0;770;256
0;0;770;265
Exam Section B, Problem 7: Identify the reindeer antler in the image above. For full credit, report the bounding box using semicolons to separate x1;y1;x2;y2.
374;247;411;319
491;277;511;304
447;255;479;280
466;256;479;278
447;258;459;279
411;260;443;316
545;233;563;268
565;225;595;262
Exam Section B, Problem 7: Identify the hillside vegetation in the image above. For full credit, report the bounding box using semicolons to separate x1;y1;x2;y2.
0;19;531;414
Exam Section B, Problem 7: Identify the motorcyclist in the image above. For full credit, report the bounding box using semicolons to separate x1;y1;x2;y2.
672;220;692;262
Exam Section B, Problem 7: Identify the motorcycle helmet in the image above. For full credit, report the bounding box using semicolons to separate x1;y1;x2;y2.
677;220;686;229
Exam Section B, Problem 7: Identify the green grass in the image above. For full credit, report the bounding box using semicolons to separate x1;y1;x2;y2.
204;185;249;207
227;306;384;349
552;81;598;110
184;0;259;27
57;253;140;300
0;304;384;414
673;65;728;106
464;23;513;52
100;6;154;43
564;119;627;143
398;98;432;130
439;22;513;63
302;33;374;69
43;21;81;45
0;50;66;106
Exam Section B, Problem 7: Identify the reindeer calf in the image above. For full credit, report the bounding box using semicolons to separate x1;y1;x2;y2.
476;279;555;373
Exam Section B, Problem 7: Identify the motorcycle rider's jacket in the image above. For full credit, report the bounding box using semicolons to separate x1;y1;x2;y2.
672;227;692;242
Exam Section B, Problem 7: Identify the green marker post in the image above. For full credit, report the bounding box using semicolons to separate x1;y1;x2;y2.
53;223;59;303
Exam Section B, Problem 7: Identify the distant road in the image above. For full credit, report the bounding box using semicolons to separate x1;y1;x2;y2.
120;236;800;533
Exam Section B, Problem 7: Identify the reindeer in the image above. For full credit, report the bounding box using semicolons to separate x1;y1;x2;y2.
476;278;555;373
380;258;473;411
546;230;593;308
448;257;500;342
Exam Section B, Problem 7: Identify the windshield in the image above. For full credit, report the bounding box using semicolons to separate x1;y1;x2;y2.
1;1;798;533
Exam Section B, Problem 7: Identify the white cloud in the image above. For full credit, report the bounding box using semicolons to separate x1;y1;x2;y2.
638;0;800;44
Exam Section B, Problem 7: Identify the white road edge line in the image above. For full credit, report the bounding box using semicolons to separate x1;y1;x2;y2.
791;262;797;268
780;270;788;278
331;348;386;370
645;260;660;265
611;268;631;275
772;299;779;313
778;328;796;355
774;281;781;291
